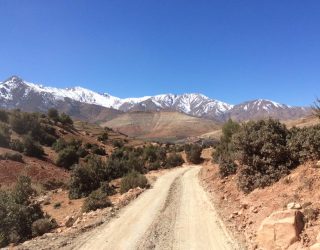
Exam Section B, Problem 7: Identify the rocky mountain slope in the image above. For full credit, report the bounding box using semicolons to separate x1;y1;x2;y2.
0;76;311;122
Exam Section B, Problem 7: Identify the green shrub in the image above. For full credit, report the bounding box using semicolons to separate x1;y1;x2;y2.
0;110;8;123
23;135;45;158
59;112;73;126
1;152;23;163
185;144;202;164
10;139;24;152
112;139;124;148
99;181;116;196
218;156;237;177
56;146;79;169
69;157;107;199
0;176;44;246
91;144;106;155
10;111;40;135
47;108;59;123
77;147;89;158
31;218;56;237
52;138;67;152
98;132;108;142
82;190;112;212
233;119;293;193
287;125;320;164
120;171;149;194
165;153;184;168
0;123;11;147
213;119;240;164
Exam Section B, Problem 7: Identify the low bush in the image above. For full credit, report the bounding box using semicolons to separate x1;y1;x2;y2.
10;139;24;153
69;157;107;199
59;113;73;126
1;152;23;163
91;144;106;156
112;139;124;148
287;125;320;164
82;190;112;212
0;176;44;246
0;110;8;123
52;138;68;152
32;218;56;237
99;181;116;196
0;123;11;147
185;144;202;164
23;135;45;158
218;156;237;177
56;146;79;169
98;132;108;142
165;153;184;168
120;171;149;194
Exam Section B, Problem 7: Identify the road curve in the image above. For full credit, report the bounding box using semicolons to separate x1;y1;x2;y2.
75;166;239;250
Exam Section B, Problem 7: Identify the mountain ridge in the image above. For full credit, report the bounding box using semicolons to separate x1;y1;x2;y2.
0;76;311;122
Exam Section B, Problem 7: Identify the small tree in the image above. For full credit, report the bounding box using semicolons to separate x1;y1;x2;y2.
312;98;320;119
23;135;45;158
47;108;59;123
59;113;73;126
0;123;11;147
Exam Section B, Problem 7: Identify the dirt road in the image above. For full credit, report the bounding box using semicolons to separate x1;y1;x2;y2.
75;166;239;250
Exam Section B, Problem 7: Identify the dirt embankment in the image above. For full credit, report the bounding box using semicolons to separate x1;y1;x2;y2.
200;161;320;249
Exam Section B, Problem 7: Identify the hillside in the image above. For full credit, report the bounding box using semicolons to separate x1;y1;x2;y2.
101;111;221;141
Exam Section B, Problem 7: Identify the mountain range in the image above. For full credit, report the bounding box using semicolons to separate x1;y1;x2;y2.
0;76;311;123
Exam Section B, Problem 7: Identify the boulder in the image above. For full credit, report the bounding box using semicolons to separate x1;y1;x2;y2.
316;160;320;167
256;210;304;250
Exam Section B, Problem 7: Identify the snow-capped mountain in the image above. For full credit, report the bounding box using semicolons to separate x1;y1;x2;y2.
226;99;309;121
0;76;311;122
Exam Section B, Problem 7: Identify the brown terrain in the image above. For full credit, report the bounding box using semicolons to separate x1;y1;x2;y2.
101;111;220;142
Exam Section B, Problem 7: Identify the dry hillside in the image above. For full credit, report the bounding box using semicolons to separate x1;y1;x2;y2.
101;111;220;141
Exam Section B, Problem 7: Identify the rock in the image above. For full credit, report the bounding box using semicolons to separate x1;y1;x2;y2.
287;202;302;210
316;160;320;168
256;210;304;250
64;216;75;227
310;243;320;250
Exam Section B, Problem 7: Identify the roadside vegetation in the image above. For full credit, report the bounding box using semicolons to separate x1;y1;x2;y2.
213;105;320;193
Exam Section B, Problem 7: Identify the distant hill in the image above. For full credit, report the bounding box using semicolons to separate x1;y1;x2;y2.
101;111;220;141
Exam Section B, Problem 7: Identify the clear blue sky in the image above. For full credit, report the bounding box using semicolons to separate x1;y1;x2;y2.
0;0;319;106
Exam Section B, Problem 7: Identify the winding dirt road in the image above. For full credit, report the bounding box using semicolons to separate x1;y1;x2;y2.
75;166;239;250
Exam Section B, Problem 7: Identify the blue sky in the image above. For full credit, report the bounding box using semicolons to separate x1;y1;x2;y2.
0;0;319;106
